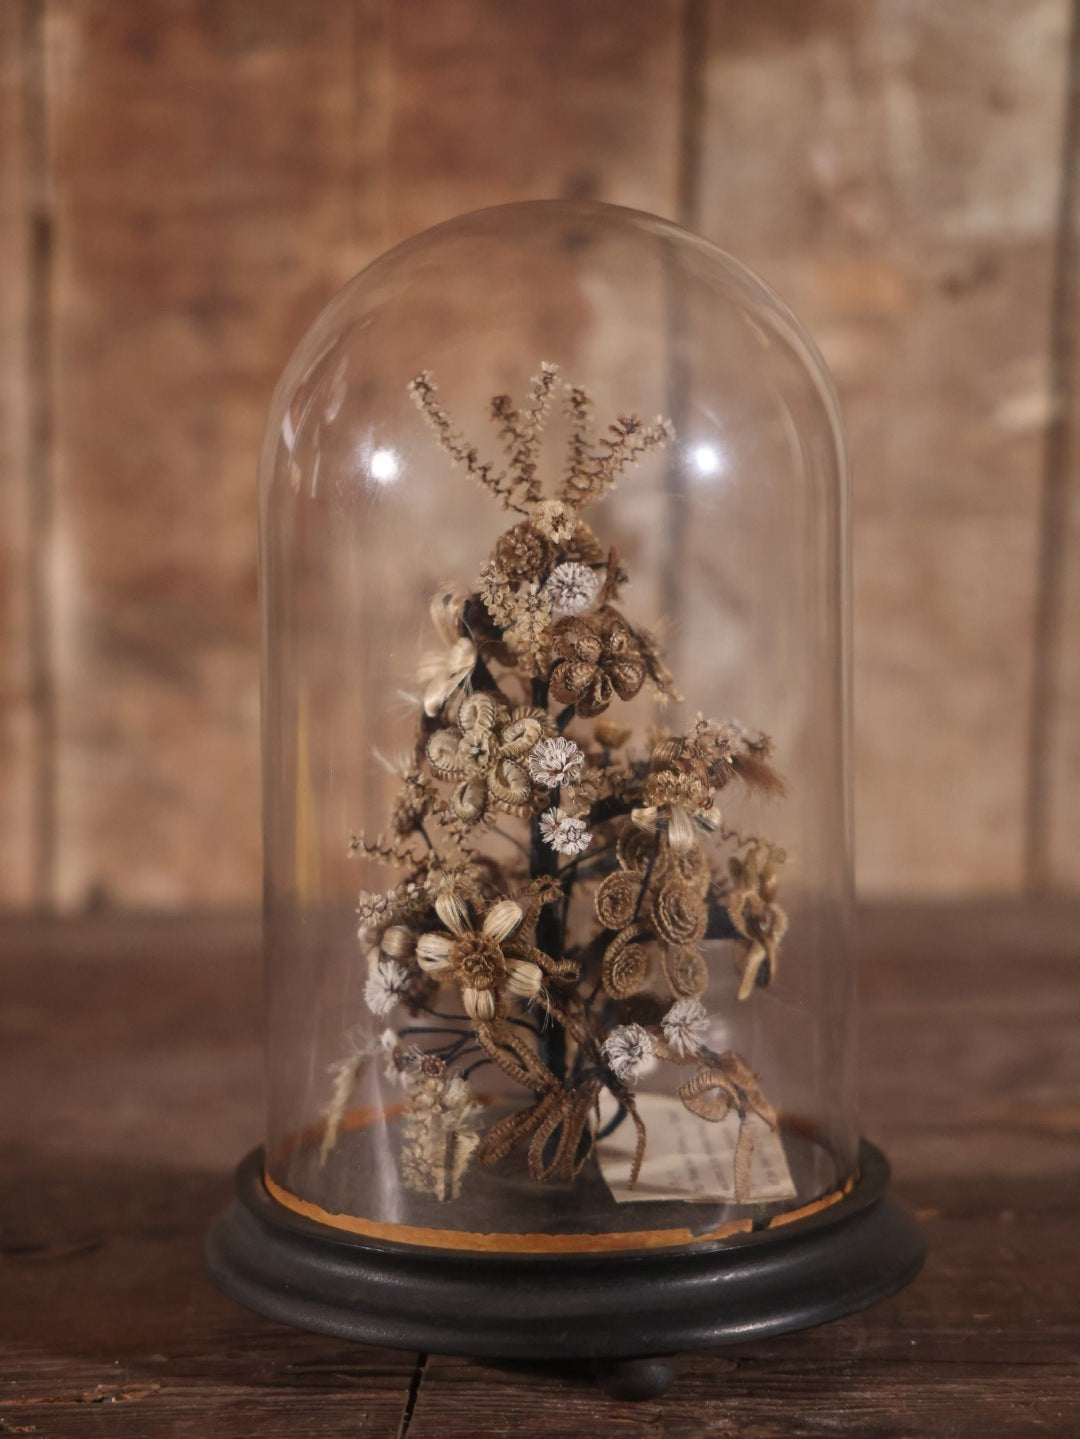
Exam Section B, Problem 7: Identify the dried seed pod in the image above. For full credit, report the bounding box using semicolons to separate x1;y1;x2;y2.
595;870;642;929
593;719;631;750
651;879;707;945
662;944;709;999
602;921;652;998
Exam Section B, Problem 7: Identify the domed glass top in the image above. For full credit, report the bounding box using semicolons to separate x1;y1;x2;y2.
258;201;854;1253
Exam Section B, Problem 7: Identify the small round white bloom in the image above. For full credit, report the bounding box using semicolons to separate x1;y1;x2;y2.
363;959;410;1016
543;562;600;617
538;806;592;856
661;998;710;1056
602;1023;656;1083
527;736;585;788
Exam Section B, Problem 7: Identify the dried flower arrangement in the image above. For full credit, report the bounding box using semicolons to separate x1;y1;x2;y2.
322;363;790;1206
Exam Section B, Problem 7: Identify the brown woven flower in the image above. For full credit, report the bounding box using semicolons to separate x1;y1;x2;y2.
595;870;642;929
416;895;566;1021
493;521;549;582
651;878;708;945
602;921;652;998
548;608;646;717
426;693;548;821
662;944;708;999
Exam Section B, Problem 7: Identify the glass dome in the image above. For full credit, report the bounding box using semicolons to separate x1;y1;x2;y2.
258;200;854;1254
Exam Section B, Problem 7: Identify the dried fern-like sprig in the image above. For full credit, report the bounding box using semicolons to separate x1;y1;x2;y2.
408;371;523;514
320;1044;369;1165
564;383;593;485
560;413;675;509
491;361;560;505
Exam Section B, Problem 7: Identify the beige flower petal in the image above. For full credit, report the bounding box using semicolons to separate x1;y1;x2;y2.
451;778;487;822
462;986;498;1020
487;757;531;808
434;888;469;936
416;933;453;969
482;899;524;942
426;728;463;778
458;692;497;733
499;713;545;759
380;925;417;959
505;959;543;998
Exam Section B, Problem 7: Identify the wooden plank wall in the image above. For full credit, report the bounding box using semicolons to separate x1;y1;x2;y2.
0;0;1076;910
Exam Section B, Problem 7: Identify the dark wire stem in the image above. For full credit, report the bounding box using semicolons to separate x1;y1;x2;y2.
399;1025;473;1039
531;676;568;1084
415;1003;539;1038
444;1039;481;1064
559;842;616;879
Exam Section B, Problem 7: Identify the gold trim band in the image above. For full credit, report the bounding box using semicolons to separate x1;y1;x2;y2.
263;1165;856;1256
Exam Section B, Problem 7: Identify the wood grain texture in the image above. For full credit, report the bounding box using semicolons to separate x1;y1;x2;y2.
1;906;1078;1434
0;6;35;907
382;0;682;244
1033;6;1080;889
37;0;684;912
695;0;1071;895
45;1;382;909
0;1;1077;909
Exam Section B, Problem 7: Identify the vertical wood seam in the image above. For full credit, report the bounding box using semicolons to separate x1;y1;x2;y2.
660;0;708;640
352;0;391;256
19;0;56;911
395;1351;427;1439
1024;0;1080;893
676;0;708;231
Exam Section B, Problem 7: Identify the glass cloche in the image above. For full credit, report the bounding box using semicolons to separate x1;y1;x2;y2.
256;199;856;1252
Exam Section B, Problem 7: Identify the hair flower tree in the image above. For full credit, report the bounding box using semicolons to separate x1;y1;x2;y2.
322;363;790;1203
208;203;925;1399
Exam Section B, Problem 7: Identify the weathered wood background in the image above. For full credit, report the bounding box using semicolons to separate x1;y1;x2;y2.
0;0;1078;910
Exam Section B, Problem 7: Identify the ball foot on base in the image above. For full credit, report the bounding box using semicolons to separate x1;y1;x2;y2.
592;1356;674;1401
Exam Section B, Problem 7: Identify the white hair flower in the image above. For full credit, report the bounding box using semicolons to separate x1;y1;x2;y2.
602;1023;656;1084
661;998;710;1056
363;959;411;1017
538;806;591;856
527;736;585;788
543;561;600;617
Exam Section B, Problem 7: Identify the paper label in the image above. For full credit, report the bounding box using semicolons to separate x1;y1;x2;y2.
596;1091;796;1205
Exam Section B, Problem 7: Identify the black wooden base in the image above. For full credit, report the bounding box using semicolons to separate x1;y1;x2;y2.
206;1140;924;1399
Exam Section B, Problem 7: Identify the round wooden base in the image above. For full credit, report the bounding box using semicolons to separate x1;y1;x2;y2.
206;1140;924;1400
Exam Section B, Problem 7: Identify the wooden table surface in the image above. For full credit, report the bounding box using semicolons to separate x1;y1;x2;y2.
2;905;1078;1437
